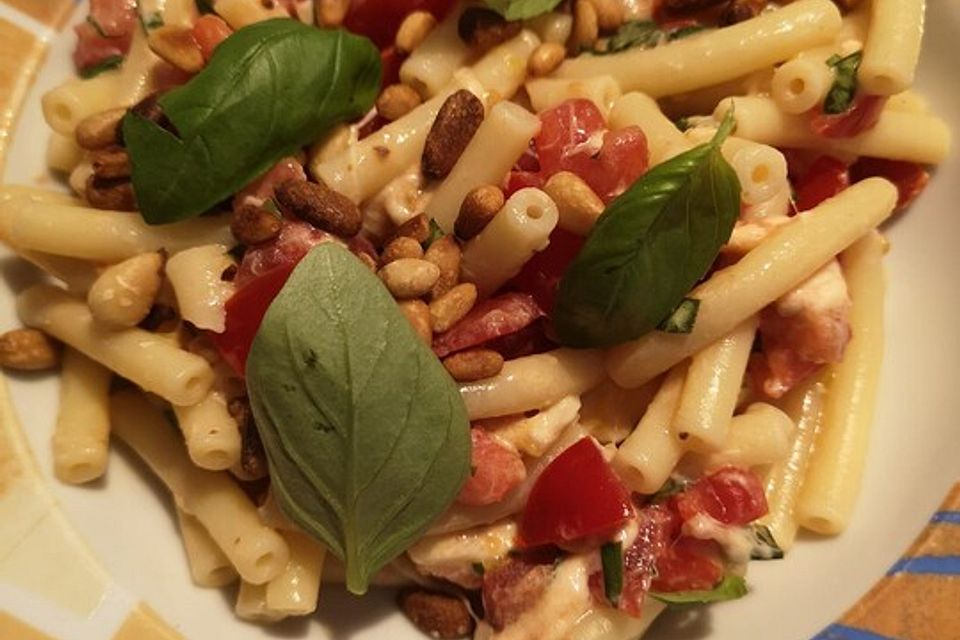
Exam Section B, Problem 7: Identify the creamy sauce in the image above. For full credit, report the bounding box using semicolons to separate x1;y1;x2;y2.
494;556;593;640
407;520;517;588
683;513;755;567
777;259;850;317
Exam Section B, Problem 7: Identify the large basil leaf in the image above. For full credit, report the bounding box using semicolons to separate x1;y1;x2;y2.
247;244;471;595
552;114;740;347
651;576;748;606
484;0;564;20
123;20;380;224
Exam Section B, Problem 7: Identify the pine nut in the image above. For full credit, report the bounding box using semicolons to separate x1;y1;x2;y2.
442;349;504;382
456;185;504;240
383;236;424;264
396;11;437;53
528;42;567;77
424;235;461;299
399;588;475;639
379;258;440;299
85;175;136;211
316;0;350;27
275;180;362;237
231;204;282;245
429;283;477;333
376;84;423;122
90;147;131;180
147;25;205;74
0;328;60;371
586;0;623;31
88;252;165;328
392;214;432;244
458;7;521;54
422;90;485;180
398;300;433;346
572;0;599;51
543;171;605;236
75;108;125;150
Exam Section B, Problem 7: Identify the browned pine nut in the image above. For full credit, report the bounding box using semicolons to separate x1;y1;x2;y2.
85;175;136;211
351;248;379;272
392;213;431;244
543;171;605;236
228;398;268;481
0;328;60;371
382;236;424;264
458;7;521;54
398;588;475;640
379;258;440;299
455;185;504;240
398;300;433;346
429;282;477;333
396;11;437;53
424;235;461;299
572;0;599;51
90;147;131;180
376;84;423;122
75;108;126;150
275;180;362;237
442;349;504;382
316;0;350;26
231;204;282;245
147;25;205;74
586;0;623;31
528;42;567;77
422;90;485;181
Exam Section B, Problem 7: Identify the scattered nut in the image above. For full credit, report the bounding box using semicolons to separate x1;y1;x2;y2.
85;175;137;211
720;0;767;25
229;397;268;481
528;42;567;77
75;108;126;150
424;235;461;299
90;147;131;180
396;11;437;54
455;185;504;240
392;213;431;244
379;258;440;299
352;248;379;272
429;282;477;333
88;252;165;328
376;83;423;122
147;25;205;74
231;204;282;245
586;0;624;31
571;0;599;51
422;89;485;180
274;180;362;237
382;236;424;264
398;589;475;640
458;7;522;54
442;349;504;382
398;299;433;346
0;328;60;371
316;0;350;27
543;171;604;236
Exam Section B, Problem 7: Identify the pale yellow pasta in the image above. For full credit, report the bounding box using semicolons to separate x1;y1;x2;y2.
727;141;789;207
796;231;886;535
525;77;621;118
111;390;289;584
494;555;593;640
165;245;236;333
52;348;112;484
265;531;326;617
460;349;604;419
673;316;758;452
176;507;239;588
613;364;688;494
715;96;951;165
555;0;842;97
567;600;666;640
579;377;660;445
46;133;84;174
479;395;581;457
15;250;99;295
468;30;540;100
606;178;897;389
173;389;242;471
771;56;835;115
859;0;925;95
460;188;559;297
68;160;94;197
18;285;214;406
213;0;286;28
235;582;285;622
697;402;795;469
607;92;691;165
886;90;929;114
399;5;470;98
526;11;573;45
427;101;541;231
159;0;200;26
408;520;516;587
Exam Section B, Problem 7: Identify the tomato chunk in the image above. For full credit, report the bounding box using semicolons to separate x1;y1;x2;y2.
651;536;725;592
482;554;556;631
810;94;887;139
509;229;584;313
535;99;607;177
192;15;232;63
793;155;850;212
850;157;930;209
617;503;680;616
519;438;633;548
456;429;527;506
432;292;544;358
344;0;456;48
674;466;768;526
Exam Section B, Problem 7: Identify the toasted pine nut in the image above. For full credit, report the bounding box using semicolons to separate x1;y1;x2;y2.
572;0;599;51
443;349;504;382
75;108;125;150
377;84;423;122
528;42;567;77
586;0;623;31
88;252;165;328
396;11;437;53
458;7;522;54
383;236;424;264
422;90;485;180
379;259;440;299
392;214;432;244
275;180;362;237
231;204;282;246
0;328;60;371
398;300;433;346
90;147;131;180
148;25;205;73
544;171;605;236
85;175;136;211
424;235;461;299
399;588;475;640
316;0;350;27
429;283;477;333
456;185;504;241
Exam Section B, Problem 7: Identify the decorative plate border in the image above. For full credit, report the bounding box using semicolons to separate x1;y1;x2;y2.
0;2;957;639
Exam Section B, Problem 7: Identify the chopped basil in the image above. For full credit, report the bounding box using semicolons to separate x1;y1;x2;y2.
483;0;564;20
600;541;624;606
658;298;700;334
604;20;661;54
80;55;124;79
649;477;688;503
424;219;445;248
651;575;748;605
823;51;863;115
750;524;785;560
668;24;708;41
85;15;109;37
674;116;692;132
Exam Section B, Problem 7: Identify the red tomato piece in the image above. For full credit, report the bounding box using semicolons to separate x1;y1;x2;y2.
432;292;544;358
235;220;331;287
850;157;930;209
504;171;544;197
192;15;233;63
344;0;456;48
650;536;724;592
482;555;556;631
379;45;405;89
232;157;306;210
674;467;768;526
90;0;137;36
456;429;527;506
73;22;131;72
519;438;634;549
793;155;850;212
509;229;585;313
588;126;650;203
618;503;681;615
535;99;607;178
810;94;887;139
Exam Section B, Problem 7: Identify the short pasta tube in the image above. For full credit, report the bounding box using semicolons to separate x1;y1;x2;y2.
771;56;835;115
607;92;691;165
165;244;236;333
525;76;622;117
52;348;112;484
176;507;239;588
265;531;327;617
859;0;925;95
477;395;581;457
173;389;242;471
579;377;660;445
46;133;84;174
696;402;795;470
399;5;470;98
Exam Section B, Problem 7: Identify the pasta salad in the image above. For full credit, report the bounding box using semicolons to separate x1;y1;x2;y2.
0;0;950;638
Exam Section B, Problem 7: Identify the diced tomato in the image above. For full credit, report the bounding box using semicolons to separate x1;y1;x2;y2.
152;62;194;92
234;220;331;287
651;537;724;592
90;0;137;36
535;99;607;177
344;0;457;49
793;155;850;212
617;503;681;616
586;126;650;202
482;554;556;631
509;229;585;313
379;46;405;89
504;171;544;197
432;293;544;359
482;320;554;360
810;94;887;139
74;0;137;73
232;157;306;211
519;438;634;549
850;157;930;209
456;429;527;506
192;15;233;63
674;467;768;526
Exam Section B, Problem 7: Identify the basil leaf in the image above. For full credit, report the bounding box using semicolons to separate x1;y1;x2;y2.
553;113;740;347
123;20;380;224
603;20;661;54
247;244;471;595
750;524;785;560
651;575;748;605
601;541;623;605
424;219;445;248
823;51;862;115
484;0;564;21
668;24;708;41
658;298;700;334
80;55;124;79
648;476;688;502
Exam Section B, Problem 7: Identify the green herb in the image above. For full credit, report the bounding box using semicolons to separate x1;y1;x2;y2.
658;298;700;334
603;20;661;54
823;51;862;115
247;244;471;595
651;575;748;605
123;20;380;224
483;0;564;20
674;116;691;132
649;477;687;502
600;541;623;606
86;15;110;37
750;524;785;560
79;55;124;79
424;219;445;248
552;112;740;347
668;24;708;41
472;562;486;576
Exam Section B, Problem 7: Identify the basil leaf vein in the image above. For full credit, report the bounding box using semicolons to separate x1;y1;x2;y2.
123;19;380;224
552;113;740;347
247;244;471;595
484;0;564;21
651;575;748;605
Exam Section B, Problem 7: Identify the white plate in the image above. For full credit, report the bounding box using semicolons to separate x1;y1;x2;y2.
2;3;958;639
